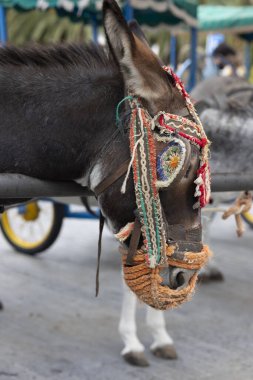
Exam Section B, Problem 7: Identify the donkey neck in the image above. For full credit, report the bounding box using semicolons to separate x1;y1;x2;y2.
0;44;130;181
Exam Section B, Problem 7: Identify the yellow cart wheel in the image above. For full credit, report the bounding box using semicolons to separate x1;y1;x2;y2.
242;207;253;229
0;201;65;255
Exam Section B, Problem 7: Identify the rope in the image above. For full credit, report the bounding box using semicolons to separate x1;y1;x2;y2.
222;191;252;237
129;106;166;267
120;244;211;310
95;212;105;297
116;95;133;125
121;129;142;194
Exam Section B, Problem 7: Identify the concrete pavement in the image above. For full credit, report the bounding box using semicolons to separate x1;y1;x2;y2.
0;210;252;380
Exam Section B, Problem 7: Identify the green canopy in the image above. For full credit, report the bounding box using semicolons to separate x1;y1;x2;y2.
198;5;253;34
131;0;197;28
1;1;253;34
0;0;103;14
0;0;198;27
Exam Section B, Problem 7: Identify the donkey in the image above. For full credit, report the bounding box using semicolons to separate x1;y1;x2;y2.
191;75;253;176
119;75;253;366
0;0;209;301
0;2;215;370
192;75;253;278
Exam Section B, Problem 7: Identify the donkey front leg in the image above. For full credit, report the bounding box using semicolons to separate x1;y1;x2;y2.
119;279;149;367
146;307;177;359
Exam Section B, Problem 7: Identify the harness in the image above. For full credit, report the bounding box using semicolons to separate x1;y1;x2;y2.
93;67;211;308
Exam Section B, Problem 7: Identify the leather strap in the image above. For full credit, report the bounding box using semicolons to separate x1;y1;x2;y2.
94;159;130;197
95;212;105;297
126;217;142;266
81;197;98;217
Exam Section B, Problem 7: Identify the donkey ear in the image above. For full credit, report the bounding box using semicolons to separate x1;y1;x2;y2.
128;20;149;47
103;0;171;112
128;20;165;66
103;0;135;64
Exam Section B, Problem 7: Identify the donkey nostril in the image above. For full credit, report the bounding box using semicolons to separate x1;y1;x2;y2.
175;272;185;288
169;268;195;290
170;271;186;289
160;268;195;289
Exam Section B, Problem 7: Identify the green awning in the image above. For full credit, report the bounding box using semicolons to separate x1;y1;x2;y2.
198;5;253;34
0;0;198;27
0;1;103;12
132;0;197;28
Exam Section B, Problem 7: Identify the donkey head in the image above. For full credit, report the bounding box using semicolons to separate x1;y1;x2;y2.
92;0;209;305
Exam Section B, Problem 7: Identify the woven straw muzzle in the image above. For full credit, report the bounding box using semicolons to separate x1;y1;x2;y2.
121;244;211;310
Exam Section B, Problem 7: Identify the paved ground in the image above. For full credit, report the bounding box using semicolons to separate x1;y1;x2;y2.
0;208;252;380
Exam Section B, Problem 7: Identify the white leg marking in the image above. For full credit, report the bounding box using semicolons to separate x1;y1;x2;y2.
146;307;173;350
119;277;145;355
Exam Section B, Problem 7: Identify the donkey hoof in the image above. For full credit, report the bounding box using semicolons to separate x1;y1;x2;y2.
198;267;224;283
151;344;178;360
209;267;224;282
123;351;150;367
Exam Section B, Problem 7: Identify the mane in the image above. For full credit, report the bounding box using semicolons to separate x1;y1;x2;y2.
0;43;116;70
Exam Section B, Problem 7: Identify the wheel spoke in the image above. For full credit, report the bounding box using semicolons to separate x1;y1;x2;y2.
2;201;57;249
37;220;45;236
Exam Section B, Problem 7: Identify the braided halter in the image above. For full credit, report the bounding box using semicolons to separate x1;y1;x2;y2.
115;66;211;269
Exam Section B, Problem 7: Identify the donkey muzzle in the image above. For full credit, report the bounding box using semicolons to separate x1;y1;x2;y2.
120;244;211;310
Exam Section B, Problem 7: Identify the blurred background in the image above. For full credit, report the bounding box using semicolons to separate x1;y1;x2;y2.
1;0;253;86
0;1;253;379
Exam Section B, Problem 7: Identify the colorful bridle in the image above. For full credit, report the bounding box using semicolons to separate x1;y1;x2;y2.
115;67;211;269
93;66;212;308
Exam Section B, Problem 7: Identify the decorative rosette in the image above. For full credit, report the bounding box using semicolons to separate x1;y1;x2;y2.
157;139;187;189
